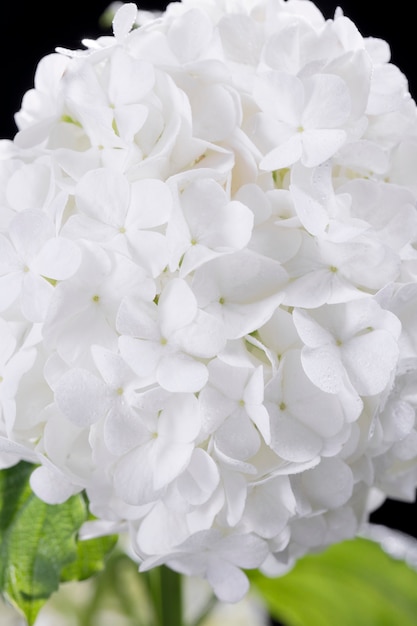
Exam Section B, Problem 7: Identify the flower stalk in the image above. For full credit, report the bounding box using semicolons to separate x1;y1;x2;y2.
160;566;183;626
144;566;184;626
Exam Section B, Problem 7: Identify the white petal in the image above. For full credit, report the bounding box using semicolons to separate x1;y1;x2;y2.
282;270;334;308
21;273;53;322
290;182;329;236
116;297;159;339
254;72;303;124
292;307;334;347
301;344;346;394
91;345;133;388
214;532;269;569
129;179;173;228
301;458;353;509
6;163;51;212
30;465;81;504
191;83;240;142
54;368;108;426
301;129;347;167
181;179;253;251
114;103;149;141
153;439;194;490
283;350;346;437
269;409;322;462
167;7;213;63
109;49;155;104
221;468;248;526
113;442;161;505
199;385;236;435
159;278;197;338
9;210;52;260
33;238;82;280
179;244;221;277
112;2;137;40
118;336;161;378
75;168;129;226
302;73;351;129
0;234;19;271
138;502;189;555
192;251;287;338
243;366;264;406
260;134;302;171
0;437;39;463
207;358;246;401
177;448;220;505
0;273;22;312
246;404;271;444
126;230;169;277
207;558;249;603
245;477;296;538
175;310;226;358
157;353;208;393
215;412;260;460
342;329;399;395
105;406;149;455
62;214;116;243
160;394;199;439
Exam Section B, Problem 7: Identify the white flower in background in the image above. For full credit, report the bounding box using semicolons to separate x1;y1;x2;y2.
2;0;417;604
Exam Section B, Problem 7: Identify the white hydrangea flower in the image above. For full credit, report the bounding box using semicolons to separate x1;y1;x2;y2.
2;0;417;604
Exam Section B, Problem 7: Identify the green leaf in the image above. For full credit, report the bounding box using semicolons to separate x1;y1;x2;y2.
250;537;417;626
60;529;118;582
0;462;116;625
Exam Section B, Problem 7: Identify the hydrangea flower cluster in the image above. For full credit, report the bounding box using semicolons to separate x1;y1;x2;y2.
1;0;417;603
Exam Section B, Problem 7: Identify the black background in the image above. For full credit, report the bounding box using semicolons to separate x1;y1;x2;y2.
2;1;417;139
2;0;416;541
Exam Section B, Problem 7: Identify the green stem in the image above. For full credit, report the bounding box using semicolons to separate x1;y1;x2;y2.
159;566;183;626
142;565;184;626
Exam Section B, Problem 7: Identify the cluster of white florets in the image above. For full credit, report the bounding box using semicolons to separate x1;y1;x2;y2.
1;0;417;602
